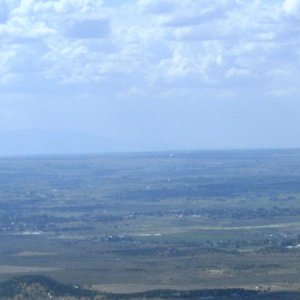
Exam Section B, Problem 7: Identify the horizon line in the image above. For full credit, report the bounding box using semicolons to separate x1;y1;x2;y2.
1;147;300;159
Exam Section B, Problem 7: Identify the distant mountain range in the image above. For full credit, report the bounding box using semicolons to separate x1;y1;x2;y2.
0;130;118;156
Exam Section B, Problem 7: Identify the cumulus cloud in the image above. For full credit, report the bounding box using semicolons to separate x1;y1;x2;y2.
0;0;299;104
283;0;300;17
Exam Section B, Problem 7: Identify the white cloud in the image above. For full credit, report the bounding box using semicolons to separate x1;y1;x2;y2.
283;0;300;16
0;0;299;104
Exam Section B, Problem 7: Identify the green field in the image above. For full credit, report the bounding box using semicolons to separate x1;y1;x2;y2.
1;150;300;297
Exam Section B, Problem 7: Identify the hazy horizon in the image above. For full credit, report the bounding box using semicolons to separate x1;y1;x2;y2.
1;0;300;155
1;128;300;158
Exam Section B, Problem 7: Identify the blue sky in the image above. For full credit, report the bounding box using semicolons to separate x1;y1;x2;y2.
0;0;300;154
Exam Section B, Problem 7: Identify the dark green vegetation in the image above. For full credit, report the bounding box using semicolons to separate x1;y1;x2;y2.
0;275;98;299
1;150;300;298
1;275;300;299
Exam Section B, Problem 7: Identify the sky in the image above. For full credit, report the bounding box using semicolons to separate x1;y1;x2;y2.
0;0;300;155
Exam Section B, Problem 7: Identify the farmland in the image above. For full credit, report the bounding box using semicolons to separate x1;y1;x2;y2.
1;150;300;298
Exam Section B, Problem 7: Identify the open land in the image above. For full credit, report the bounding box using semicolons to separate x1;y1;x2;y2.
1;149;300;298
